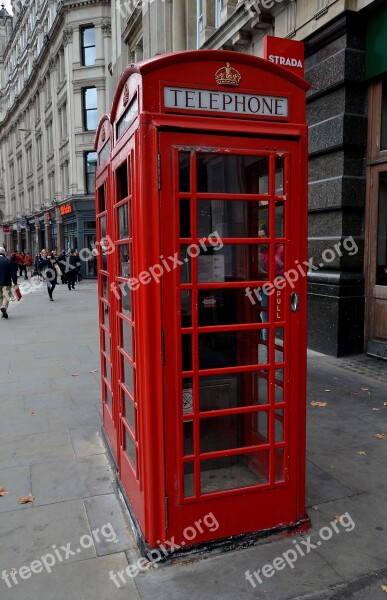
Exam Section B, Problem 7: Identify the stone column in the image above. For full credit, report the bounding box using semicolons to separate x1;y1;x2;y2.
25;225;31;253
35;217;41;252
172;0;186;51
305;13;366;356
16;225;22;252
56;206;64;252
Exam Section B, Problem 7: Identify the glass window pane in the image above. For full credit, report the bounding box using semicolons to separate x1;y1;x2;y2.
118;204;129;239
124;427;136;470
179;151;190;192
274;447;285;482
182;379;193;415
105;383;112;410
119;244;130;277
122;357;134;396
180;246;191;283
198;288;265;326
103;328;110;357
182;334;192;371
199;373;269;411
275;328;284;364
197;245;270;283
99;215;106;238
84;87;97;109
200;412;269;453
120;283;132;320
184;462;194;498
121;320;133;357
84;47;95;66
123;392;135;432
180;199;190;238
183;421;194;456
197;154;269;194
275;202;284;238
181;290;191;327
197;200;268;238
275;409;284;443
376;172;387;285
199;330;267;370
275;156;284;195
82;27;95;47
86;109;98;131
200;452;269;494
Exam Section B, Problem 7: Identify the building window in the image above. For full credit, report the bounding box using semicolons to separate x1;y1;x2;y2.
37;135;42;164
81;26;95;66
47;121;53;153
215;0;222;28
10;162;14;187
83;87;97;131
85;151;97;194
17;155;22;181
35;93;41;121
26;145;32;172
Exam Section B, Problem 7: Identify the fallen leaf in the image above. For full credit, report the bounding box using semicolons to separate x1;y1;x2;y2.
361;387;369;391
90;370;98;374
71;373;78;377
0;486;9;496
372;408;380;411
357;450;367;456
325;389;331;392
310;401;327;407
375;434;387;440
30;412;36;416
381;585;387;593
18;492;34;504
335;515;344;522
384;403;387;407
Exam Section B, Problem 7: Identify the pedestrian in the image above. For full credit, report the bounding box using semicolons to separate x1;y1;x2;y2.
10;252;19;284
17;251;28;280
24;251;33;277
44;251;58;301
67;249;79;290
57;249;67;284
0;247;17;319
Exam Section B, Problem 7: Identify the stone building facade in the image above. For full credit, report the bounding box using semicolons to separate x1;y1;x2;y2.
107;0;387;358
0;0;111;277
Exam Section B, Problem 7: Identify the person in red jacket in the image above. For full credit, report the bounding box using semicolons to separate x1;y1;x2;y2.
17;252;28;280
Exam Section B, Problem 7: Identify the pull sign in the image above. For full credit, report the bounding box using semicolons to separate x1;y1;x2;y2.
276;288;284;322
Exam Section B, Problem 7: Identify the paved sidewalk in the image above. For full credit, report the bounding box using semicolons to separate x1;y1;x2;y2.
1;280;387;599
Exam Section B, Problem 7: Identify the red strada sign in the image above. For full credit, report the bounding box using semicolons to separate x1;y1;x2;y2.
60;203;72;215
264;36;305;77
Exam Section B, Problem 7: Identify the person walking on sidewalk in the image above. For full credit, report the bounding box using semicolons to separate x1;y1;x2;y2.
0;247;17;319
67;249;80;290
40;251;58;301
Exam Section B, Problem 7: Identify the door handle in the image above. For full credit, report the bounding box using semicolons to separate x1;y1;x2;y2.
290;292;300;312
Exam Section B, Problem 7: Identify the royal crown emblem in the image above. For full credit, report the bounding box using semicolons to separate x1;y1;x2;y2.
215;63;241;87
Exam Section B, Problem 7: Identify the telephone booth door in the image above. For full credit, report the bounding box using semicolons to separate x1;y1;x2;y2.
160;131;307;541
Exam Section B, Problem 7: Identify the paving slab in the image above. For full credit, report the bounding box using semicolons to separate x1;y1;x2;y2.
84;494;135;556
23;390;74;410
0;431;74;468
306;460;354;507
0;411;49;438
0;397;25;413
0;553;140;600
0;499;96;568
0;466;32;513
46;405;101;432
31;455;114;506
135;534;344;600
70;427;106;457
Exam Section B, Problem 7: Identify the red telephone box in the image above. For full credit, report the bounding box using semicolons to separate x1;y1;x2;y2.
94;50;310;552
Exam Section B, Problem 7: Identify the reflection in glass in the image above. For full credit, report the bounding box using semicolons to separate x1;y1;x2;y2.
101;302;109;328
275;328;284;364
256;410;268;441
275;156;284;195
197;154;269;194
275;202;284;238
99;215;106;238
257;374;269;405
179;152;190;192
119;244;130;278
184;462;195;497
124;392;135;432
124;427;136;470
198;288;261;327
183;421;194;456
200;452;269;494
182;335;192;371
121;320;133;358
104;358;111;384
199;330;264;370
105;383;112;410
275;383;284;404
180;246;191;283
274;447;285;482
196;245;269;283
275;409;284;442
200;412;268;453
103;328;110;357
197;200;268;239
118;204;129;239
181;290;191;327
376;172;387;285
180;199;190;238
123;357;134;396
120;283;132;319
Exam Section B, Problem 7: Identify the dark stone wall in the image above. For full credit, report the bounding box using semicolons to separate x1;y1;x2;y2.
304;12;366;357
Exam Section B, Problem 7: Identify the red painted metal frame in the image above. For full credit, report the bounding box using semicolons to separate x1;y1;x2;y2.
94;50;309;549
